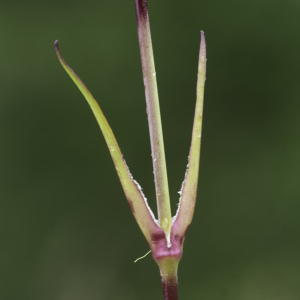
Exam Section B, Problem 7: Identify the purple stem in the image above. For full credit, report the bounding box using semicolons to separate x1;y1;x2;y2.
135;0;148;21
162;279;178;300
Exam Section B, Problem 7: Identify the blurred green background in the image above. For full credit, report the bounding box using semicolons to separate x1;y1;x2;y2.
1;0;300;299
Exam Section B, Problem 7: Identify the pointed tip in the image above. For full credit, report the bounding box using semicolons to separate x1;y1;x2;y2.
54;40;60;53
199;30;206;61
54;40;62;60
200;31;206;48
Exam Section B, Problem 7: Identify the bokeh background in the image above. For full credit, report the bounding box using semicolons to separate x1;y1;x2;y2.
1;0;300;299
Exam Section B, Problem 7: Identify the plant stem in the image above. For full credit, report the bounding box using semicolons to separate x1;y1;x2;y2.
134;0;172;242
162;280;178;300
158;258;179;300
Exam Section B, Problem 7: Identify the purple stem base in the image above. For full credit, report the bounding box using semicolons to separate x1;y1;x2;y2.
162;279;178;300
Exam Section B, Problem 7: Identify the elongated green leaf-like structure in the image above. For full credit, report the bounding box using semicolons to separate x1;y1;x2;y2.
173;31;206;238
135;0;172;242
54;41;161;244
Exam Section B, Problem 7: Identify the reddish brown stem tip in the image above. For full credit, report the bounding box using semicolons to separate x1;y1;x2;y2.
135;0;149;22
54;40;61;58
54;40;59;52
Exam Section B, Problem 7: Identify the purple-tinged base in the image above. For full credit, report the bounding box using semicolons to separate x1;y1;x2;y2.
150;226;185;299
